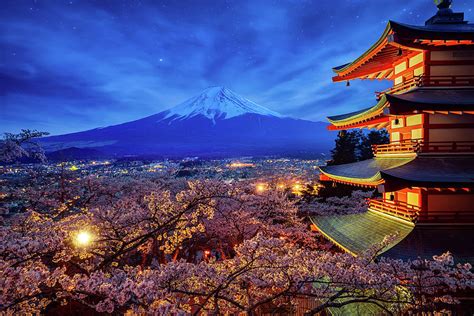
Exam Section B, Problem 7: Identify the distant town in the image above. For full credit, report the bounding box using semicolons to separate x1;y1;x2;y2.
1;157;323;212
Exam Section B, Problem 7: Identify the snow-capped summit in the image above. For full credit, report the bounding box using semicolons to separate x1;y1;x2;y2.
163;86;283;122
40;86;333;158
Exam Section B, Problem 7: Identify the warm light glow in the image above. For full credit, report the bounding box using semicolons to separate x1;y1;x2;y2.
204;250;211;255
228;162;255;168
277;183;286;190
69;165;79;171
292;183;303;195
74;230;93;247
255;183;267;193
293;184;302;191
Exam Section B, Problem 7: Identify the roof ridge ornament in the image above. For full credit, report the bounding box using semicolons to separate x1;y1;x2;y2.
426;0;467;25
434;0;452;10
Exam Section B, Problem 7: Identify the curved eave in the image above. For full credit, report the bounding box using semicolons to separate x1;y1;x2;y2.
327;95;389;129
319;168;384;187
332;22;393;77
327;116;390;131
318;157;416;187
333;20;474;81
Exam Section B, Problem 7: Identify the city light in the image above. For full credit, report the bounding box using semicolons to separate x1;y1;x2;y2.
292;183;303;195
255;183;267;193
229;162;255;168
73;230;94;248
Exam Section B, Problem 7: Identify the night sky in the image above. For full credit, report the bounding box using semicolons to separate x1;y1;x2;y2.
1;0;473;135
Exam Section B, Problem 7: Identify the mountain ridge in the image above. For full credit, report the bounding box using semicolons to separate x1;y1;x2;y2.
40;87;334;158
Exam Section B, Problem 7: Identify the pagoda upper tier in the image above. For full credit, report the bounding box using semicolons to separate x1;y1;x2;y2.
328;87;474;130
332;8;474;82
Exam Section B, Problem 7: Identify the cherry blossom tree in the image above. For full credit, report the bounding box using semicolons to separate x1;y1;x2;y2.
302;189;374;216
1;178;472;314
0;129;49;163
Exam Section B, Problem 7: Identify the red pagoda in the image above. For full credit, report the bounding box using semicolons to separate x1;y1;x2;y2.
312;0;474;262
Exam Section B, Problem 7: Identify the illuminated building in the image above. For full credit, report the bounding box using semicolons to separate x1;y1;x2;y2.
312;0;474;262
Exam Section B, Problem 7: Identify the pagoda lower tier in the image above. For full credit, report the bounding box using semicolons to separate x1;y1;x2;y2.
319;155;474;223
315;155;474;262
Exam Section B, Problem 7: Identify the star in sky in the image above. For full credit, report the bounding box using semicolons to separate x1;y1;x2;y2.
0;0;472;135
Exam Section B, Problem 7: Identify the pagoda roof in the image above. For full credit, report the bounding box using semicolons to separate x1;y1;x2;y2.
386;87;474;114
327;88;474;129
332;18;474;82
309;210;414;256
320;156;474;187
310;211;474;263
327;94;388;129
390;20;474;39
381;156;474;185
319;157;415;186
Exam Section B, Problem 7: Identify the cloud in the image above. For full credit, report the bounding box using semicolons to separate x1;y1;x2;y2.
1;0;472;134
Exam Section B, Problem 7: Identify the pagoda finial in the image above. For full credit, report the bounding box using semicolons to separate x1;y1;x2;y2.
426;0;466;25
434;0;452;10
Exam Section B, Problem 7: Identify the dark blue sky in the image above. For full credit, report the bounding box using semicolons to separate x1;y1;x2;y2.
1;0;473;135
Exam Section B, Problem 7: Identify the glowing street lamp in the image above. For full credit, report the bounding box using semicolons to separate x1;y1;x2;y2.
74;230;94;248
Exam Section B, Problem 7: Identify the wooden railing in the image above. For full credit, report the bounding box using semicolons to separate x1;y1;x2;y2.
369;198;420;221
370;199;474;223
372;140;474;156
376;75;474;99
376;76;422;99
372;141;420;156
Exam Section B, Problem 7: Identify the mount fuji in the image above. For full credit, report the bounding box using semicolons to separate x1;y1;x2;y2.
41;87;334;158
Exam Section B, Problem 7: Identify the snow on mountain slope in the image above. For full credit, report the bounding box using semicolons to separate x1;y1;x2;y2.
163;86;282;122
40;86;334;157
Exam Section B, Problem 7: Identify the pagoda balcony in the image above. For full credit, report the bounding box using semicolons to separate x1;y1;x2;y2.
369;199;474;223
372;140;474;157
368;198;420;222
376;75;474;99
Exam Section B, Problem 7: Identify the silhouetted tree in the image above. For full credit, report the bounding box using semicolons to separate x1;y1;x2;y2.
329;130;389;165
358;130;390;160
328;130;359;165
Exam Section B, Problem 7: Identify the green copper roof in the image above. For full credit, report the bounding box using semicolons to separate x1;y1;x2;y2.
327;88;474;128
310;210;414;256
328;301;388;316
327;94;388;125
319;157;415;185
311;211;474;263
